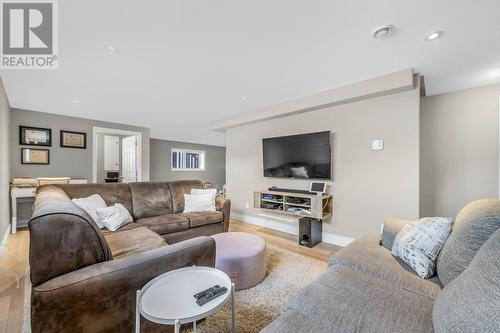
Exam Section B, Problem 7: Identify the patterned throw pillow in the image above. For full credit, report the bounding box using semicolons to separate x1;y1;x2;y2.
392;217;453;279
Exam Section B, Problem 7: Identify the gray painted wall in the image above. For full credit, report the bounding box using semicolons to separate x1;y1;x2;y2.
150;139;226;190
226;86;420;239
420;83;500;218
0;79;10;240
10;108;150;182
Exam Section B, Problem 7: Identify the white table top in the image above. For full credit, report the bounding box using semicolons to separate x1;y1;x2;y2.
138;266;232;325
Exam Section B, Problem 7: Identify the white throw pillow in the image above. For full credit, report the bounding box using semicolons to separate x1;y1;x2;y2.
290;166;308;178
95;203;133;231
72;194;107;228
392;217;453;279
183;193;215;213
191;188;217;199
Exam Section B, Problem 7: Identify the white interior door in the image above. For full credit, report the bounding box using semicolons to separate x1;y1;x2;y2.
104;135;120;171
122;135;137;183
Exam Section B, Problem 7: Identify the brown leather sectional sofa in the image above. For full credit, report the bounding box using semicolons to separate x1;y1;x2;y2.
28;180;230;333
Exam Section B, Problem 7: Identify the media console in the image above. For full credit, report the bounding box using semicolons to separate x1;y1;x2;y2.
253;189;333;247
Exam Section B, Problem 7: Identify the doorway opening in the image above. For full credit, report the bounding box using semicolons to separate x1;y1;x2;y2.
92;127;142;183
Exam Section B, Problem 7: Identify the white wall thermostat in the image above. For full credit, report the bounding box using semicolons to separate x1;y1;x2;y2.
309;181;327;195
371;139;384;151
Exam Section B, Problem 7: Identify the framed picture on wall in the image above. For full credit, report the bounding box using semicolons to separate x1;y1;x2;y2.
19;126;52;146
60;130;87;149
21;148;50;165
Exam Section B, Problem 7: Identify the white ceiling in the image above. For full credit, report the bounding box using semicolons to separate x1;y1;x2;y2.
1;0;500;146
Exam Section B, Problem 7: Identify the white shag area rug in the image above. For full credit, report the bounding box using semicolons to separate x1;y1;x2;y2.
184;245;327;333
23;245;327;333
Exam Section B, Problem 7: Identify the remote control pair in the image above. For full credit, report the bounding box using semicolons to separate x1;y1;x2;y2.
193;285;228;306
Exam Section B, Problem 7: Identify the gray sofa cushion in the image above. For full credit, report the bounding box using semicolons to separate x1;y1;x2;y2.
433;228;500;333
260;310;332;333
437;199;500;286
329;235;442;299
381;218;411;250
285;266;435;333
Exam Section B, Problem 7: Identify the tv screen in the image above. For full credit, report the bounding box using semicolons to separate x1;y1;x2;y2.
263;131;331;179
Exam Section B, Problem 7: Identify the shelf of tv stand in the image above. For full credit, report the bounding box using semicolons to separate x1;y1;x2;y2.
254;190;333;220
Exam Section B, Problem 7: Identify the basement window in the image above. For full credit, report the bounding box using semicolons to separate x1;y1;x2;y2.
171;148;206;171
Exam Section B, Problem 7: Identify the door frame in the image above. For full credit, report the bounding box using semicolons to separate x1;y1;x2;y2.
92;127;142;183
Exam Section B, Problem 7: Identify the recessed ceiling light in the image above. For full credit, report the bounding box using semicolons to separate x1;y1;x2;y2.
175;120;181;124
107;45;118;53
72;99;80;104
241;96;247;102
486;68;500;79
425;31;444;41
372;25;394;39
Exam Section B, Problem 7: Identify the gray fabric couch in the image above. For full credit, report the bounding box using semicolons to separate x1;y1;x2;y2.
261;199;500;333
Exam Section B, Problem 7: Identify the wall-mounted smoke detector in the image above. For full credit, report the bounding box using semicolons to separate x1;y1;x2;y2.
372;25;394;39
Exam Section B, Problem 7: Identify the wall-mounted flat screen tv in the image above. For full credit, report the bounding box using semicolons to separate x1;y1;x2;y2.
262;131;331;179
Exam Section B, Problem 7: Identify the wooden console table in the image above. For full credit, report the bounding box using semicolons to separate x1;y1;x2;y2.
10;179;88;234
253;189;333;220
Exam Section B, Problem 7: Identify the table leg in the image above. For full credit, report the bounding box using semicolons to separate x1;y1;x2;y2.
11;194;17;234
231;283;236;333
174;319;181;333
193;320;197;333
135;290;140;333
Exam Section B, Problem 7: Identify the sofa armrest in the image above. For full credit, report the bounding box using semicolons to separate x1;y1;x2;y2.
31;236;215;332
381;218;411;250
216;196;231;232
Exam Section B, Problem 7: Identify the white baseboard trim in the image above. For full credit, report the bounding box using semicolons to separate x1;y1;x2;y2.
0;224;11;259
232;212;354;247
321;232;354;247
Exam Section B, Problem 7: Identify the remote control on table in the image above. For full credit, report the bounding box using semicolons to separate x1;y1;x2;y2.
196;286;228;306
193;285;220;300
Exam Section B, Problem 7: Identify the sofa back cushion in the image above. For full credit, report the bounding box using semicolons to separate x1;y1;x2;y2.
168;180;204;213
433;228;500;333
437;199;500;286
128;182;173;219
56;183;134;217
29;185;112;286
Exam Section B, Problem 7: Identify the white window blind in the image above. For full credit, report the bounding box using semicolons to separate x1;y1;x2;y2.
171;149;206;171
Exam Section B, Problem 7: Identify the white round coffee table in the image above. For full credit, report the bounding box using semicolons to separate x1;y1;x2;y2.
136;266;236;333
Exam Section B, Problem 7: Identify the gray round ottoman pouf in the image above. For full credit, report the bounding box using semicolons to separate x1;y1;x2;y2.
211;232;266;290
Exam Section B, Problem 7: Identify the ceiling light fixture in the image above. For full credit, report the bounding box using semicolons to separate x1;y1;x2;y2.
241;96;247;102
107;45;118;53
486;68;500;79
72;99;80;104
425;31;444;41
175;120;181;124
372;25;394;39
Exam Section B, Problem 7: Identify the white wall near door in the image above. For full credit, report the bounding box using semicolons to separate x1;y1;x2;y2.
122;135;137;183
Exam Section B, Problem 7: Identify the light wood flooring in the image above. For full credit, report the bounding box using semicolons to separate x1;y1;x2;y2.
0;219;341;333
0;228;29;333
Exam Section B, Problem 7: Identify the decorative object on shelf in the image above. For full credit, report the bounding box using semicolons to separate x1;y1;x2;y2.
36;177;70;186
309;181;327;194
21;148;49;165
60;130;87;148
19;126;51;146
203;181;214;189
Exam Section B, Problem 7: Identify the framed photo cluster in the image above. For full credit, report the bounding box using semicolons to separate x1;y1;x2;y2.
19;126;87;165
